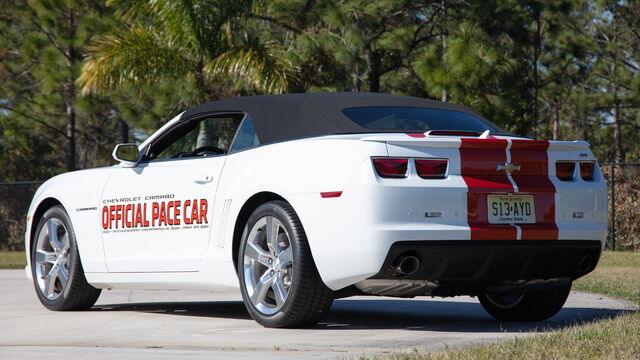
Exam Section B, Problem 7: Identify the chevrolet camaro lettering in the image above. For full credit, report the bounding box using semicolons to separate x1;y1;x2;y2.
24;93;607;328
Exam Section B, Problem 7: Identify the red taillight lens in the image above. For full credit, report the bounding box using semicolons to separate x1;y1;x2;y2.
373;158;408;178
556;161;576;181
580;161;595;181
415;159;448;179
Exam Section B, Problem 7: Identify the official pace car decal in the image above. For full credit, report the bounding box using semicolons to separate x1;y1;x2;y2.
101;194;209;233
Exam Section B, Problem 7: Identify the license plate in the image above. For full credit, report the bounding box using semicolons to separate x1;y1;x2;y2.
487;194;535;224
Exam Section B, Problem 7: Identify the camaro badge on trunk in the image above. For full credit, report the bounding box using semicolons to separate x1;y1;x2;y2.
497;163;521;173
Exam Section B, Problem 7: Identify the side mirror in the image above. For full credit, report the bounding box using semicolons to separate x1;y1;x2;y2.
112;143;140;168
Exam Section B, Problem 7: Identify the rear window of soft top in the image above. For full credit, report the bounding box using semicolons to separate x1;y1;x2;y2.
342;106;501;133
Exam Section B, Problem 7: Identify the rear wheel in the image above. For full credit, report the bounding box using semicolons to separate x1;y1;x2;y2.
238;201;333;328
31;206;101;311
479;282;572;321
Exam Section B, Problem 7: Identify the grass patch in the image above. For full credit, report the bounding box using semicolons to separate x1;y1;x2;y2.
378;313;640;360
373;251;640;360
0;251;26;269
573;251;640;304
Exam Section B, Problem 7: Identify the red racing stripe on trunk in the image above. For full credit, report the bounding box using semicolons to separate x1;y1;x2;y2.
509;140;558;240
460;138;517;240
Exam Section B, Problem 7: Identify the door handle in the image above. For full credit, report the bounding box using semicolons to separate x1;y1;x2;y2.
193;174;214;184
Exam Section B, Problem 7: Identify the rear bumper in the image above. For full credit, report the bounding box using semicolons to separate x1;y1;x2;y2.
370;240;601;282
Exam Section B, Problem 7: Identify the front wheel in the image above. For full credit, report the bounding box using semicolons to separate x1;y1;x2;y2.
238;201;333;328
479;282;572;321
31;206;101;311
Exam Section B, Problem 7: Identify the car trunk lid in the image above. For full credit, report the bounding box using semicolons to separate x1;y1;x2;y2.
362;133;594;241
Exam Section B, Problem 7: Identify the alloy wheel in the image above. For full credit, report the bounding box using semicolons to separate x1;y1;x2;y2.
242;215;293;315
34;218;71;300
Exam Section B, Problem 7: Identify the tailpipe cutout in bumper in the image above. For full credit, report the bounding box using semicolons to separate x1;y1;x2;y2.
391;252;420;277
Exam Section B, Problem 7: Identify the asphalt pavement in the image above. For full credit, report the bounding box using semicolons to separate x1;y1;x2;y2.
1;269;637;359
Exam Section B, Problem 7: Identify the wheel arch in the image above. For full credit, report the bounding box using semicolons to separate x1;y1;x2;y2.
231;191;287;272
29;197;63;253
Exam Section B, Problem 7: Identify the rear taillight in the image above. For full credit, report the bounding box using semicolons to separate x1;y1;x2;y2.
372;158;408;178
580;161;595;181
556;161;576;181
415;159;448;179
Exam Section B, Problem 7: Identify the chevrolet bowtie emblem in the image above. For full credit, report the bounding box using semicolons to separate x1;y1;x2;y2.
497;163;521;173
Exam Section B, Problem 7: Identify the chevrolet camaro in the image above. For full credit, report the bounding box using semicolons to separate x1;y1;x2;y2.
25;92;607;327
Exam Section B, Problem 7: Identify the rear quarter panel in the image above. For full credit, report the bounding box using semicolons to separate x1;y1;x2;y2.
213;137;389;289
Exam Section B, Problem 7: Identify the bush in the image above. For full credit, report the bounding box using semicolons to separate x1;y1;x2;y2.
602;165;640;251
0;183;40;250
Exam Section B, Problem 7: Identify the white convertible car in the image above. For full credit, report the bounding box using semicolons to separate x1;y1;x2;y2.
25;93;607;327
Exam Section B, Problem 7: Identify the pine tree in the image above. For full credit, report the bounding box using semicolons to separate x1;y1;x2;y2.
1;0;116;172
588;0;640;162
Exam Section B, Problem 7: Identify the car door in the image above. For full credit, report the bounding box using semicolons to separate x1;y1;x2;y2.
100;114;243;272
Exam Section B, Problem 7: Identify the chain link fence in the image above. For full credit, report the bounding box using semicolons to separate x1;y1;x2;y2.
0;181;42;250
601;163;640;251
1;164;638;251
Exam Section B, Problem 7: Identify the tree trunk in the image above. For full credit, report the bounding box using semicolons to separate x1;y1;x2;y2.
367;49;381;93
119;118;129;143
611;3;624;163
64;9;77;171
531;11;542;139
65;86;76;171
195;62;209;103
553;103;560;140
612;104;624;163
352;63;361;92
441;0;448;102
196;120;212;149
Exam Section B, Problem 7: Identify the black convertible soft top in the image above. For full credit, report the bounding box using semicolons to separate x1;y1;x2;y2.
180;92;496;144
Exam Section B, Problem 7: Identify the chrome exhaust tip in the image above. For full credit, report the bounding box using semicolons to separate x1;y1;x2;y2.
392;254;420;276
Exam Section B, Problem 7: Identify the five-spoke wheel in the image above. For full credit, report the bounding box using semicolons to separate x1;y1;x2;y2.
31;206;101;311
243;215;294;314
34;218;71;300
238;201;333;328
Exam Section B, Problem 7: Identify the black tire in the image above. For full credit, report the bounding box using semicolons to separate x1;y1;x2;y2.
237;201;333;328
479;282;572;321
31;205;101;311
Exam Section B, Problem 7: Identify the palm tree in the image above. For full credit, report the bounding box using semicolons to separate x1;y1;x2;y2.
77;0;297;99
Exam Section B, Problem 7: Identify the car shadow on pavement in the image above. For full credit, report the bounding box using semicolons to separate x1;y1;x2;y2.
91;297;635;333
93;301;252;321
320;299;634;333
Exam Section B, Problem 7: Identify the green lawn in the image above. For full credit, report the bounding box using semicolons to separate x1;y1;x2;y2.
374;251;640;360
573;251;640;304
0;251;26;269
